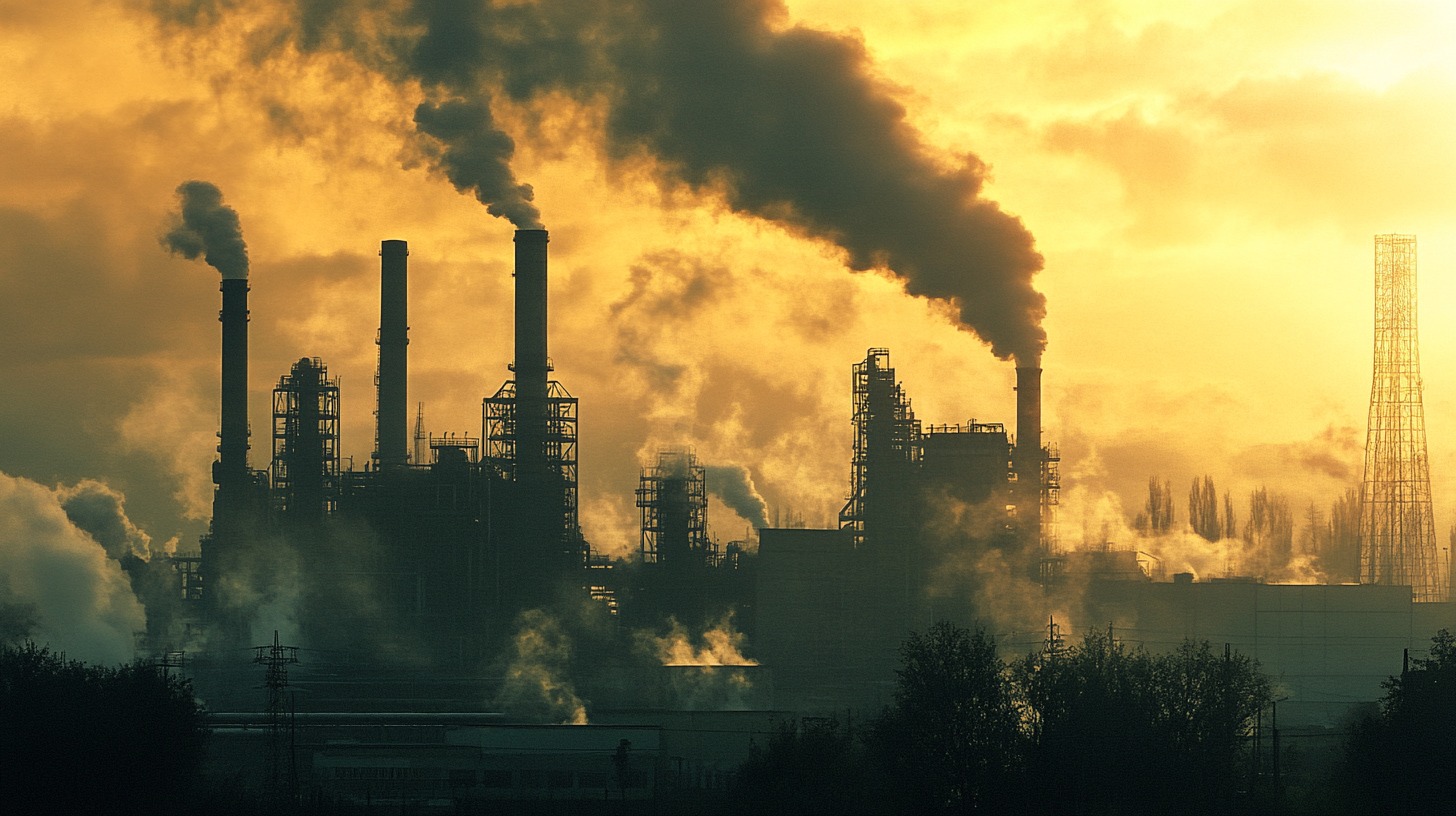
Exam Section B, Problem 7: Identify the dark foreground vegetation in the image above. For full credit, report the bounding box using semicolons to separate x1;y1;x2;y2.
736;624;1456;816
4;628;1452;815
0;642;206;814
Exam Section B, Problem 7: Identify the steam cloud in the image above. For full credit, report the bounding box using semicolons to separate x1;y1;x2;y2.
495;609;589;724
56;480;157;563
171;0;1046;362
704;464;769;531
0;471;147;665
161;180;249;279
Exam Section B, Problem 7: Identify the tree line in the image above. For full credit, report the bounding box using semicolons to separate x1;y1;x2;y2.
1134;475;1360;582
737;621;1273;815
736;623;1456;815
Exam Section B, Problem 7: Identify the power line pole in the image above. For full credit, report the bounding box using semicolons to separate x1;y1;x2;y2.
254;630;300;805
1358;234;1449;602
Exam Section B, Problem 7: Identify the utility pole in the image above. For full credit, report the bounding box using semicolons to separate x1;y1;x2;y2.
254;630;299;805
1359;234;1449;602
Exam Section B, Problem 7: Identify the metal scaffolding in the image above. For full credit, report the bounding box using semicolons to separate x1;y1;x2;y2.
1359;234;1448;602
637;449;710;566
270;358;340;518
1042;442;1062;554
483;378;581;557
838;349;921;549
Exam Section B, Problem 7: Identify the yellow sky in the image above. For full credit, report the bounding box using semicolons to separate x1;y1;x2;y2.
3;0;1456;560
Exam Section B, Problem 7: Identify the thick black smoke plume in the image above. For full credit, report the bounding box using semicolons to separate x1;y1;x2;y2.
163;0;1045;361
161;180;249;279
415;98;543;230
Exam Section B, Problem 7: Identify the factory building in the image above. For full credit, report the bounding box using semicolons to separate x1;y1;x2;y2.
175;229;755;714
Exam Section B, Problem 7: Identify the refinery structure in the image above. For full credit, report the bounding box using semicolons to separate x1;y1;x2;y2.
140;226;1455;805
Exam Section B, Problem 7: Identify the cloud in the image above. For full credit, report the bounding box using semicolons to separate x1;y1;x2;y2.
0;471;147;665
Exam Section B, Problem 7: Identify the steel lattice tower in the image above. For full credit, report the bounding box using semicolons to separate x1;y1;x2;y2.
1358;234;1449;602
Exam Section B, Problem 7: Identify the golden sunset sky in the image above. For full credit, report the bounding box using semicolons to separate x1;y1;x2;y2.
4;0;1456;563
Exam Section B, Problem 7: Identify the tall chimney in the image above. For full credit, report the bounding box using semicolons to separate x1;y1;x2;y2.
217;277;250;492
1015;365;1042;535
376;240;409;468
513;229;550;482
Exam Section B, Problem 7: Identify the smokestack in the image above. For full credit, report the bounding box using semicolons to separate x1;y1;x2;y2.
217;277;250;492
376;240;409;468
1015;365;1042;528
513;229;549;481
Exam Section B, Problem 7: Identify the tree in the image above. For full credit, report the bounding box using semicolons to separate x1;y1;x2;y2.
868;622;1022;813
1243;487;1293;579
1340;630;1456;815
1015;631;1270;815
1136;477;1175;536
0;642;207;814
735;716;872;815
1190;476;1222;542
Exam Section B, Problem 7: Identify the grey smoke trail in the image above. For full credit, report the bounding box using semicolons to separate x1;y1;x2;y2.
161;180;249;279
704;464;769;531
414;98;543;229
162;0;1046;361
593;1;1045;363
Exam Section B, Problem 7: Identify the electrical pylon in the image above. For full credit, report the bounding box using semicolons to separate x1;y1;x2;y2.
1358;234;1449;602
254;630;300;802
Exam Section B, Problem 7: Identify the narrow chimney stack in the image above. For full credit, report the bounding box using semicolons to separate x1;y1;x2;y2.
217;277;250;491
376;240;410;468
513;229;550;482
1015;365;1043;520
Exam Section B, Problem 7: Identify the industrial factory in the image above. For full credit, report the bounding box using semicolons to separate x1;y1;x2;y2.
142;222;1456;807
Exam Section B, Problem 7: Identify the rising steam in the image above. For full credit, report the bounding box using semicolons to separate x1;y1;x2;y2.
495;609;589;724
168;0;1045;362
0;471;147;665
161;180;249;279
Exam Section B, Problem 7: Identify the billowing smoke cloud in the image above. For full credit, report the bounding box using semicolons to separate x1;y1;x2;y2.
56;479;157;563
161;180;249;279
592;1;1045;363
704;463;769;531
0;471;146;665
167;0;1045;362
414;98;543;229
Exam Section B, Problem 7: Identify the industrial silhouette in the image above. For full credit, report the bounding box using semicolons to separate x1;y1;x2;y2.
148;222;1456;806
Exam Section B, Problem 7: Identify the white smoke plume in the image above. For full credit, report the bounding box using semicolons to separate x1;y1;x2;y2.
0;471;146;665
637;615;759;711
644;615;758;667
495;609;589;724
